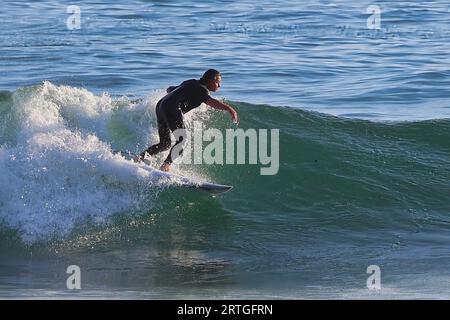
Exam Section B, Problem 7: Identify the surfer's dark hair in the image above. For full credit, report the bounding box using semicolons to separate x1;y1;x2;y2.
200;69;221;84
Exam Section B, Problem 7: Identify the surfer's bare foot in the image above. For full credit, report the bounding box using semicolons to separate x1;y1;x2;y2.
160;163;171;172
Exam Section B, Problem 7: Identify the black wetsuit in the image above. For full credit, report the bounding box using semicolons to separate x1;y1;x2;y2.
140;79;211;164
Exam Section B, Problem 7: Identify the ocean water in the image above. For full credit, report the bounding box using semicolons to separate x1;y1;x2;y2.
1;0;450;299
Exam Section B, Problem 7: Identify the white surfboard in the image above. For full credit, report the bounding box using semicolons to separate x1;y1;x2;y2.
116;151;233;194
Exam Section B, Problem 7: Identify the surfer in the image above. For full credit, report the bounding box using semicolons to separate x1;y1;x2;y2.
135;69;238;172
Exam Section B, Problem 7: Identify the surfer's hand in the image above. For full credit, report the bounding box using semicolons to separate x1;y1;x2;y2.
230;110;238;124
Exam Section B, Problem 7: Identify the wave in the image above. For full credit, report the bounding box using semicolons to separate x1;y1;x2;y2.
1;82;450;244
0;82;213;243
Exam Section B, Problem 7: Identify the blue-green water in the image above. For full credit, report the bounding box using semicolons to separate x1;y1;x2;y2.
1;0;450;299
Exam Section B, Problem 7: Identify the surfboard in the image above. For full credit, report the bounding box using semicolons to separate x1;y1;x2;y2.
114;151;233;194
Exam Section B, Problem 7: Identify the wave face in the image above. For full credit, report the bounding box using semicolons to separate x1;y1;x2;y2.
225;101;450;234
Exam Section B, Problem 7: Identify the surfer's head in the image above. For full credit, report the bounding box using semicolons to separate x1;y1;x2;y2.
200;69;221;92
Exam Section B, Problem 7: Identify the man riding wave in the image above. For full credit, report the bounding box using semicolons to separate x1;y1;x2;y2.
135;69;238;172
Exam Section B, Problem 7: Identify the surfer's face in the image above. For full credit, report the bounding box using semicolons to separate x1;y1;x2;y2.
207;75;221;92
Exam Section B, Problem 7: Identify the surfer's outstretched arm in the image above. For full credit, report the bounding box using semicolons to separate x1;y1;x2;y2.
206;98;238;124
